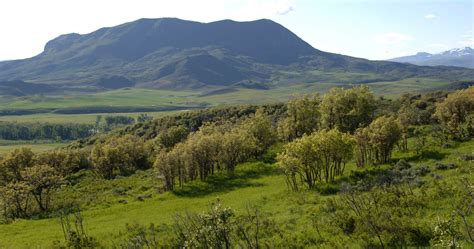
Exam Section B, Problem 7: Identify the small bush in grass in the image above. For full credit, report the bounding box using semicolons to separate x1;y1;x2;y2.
434;162;457;170
394;159;412;171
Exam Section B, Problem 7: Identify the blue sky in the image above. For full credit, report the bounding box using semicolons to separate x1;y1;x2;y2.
0;0;472;61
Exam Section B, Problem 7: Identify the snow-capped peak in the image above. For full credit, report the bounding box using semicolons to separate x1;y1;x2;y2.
440;47;473;56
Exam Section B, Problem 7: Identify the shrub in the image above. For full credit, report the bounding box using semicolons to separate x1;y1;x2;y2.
91;135;149;179
434;162;457;170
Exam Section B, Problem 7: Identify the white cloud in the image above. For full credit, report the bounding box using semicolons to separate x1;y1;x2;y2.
458;38;474;47
424;14;436;19
459;31;474;47
372;32;414;45
275;0;294;15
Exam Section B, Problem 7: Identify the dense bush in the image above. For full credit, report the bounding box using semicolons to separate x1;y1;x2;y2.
91;135;150;179
355;116;402;167
435;87;474;140
154;113;273;191
319;85;377;133
277;129;355;191
0;148;64;220
277;93;321;141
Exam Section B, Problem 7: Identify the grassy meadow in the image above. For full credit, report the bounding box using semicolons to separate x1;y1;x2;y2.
0;140;66;156
0;77;450;111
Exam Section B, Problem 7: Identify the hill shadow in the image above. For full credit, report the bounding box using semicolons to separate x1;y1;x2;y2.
172;162;279;198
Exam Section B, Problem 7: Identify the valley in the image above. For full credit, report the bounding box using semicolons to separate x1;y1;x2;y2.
0;4;472;248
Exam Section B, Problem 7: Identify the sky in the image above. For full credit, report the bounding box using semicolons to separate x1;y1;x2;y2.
0;0;472;61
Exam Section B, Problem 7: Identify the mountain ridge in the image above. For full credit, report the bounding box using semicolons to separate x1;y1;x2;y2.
389;47;474;68
0;18;473;94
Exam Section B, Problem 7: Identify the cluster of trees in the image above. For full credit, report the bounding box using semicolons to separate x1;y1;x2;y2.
0;122;94;141
277;86;377;142
155;111;275;190
277;129;354;191
0;148;88;220
276;86;473;190
276;86;404;190
354;116;402;166
91;135;150;179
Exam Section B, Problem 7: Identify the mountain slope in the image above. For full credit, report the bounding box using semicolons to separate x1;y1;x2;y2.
0;18;473;92
389;47;474;68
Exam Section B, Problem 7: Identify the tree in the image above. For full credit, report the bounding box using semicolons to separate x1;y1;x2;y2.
320;85;377;133
23;164;62;212
435;87;474;140
239;110;276;155
219;129;257;173
35;149;90;176
355;116;402;166
0;148;35;183
154;150;177;191
91;135;149;179
0;181;31;220
184;131;221;181
137;113;153;123
277;93;321;141
155;125;189;149
277;129;355;191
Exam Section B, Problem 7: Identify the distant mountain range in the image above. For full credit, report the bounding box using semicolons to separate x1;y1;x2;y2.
0;18;472;96
389;47;474;68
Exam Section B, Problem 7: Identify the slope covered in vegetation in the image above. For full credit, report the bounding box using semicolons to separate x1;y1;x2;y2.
0;86;472;248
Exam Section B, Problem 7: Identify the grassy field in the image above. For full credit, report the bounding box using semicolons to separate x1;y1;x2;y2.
0;140;66;156
0;77;451;125
0;111;184;124
0;138;472;248
0;77;451;110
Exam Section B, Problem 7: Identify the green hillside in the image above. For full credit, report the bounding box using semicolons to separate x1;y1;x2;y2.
0;87;472;248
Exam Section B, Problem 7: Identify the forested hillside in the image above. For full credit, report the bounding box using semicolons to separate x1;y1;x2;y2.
0;86;472;248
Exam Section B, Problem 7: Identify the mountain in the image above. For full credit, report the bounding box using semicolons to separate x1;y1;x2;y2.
0;18;473;93
389;47;474;68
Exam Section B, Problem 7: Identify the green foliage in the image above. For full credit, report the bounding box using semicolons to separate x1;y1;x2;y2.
91;135;149;179
325;185;432;248
320;85;377;133
153;125;188;149
113;223;167;249
136;113;153;123
0;122;94;141
277;129;354;190
355;116;402;166
0;148;63;220
239;110;276;155
431;215;463;248
174;201;278;248
55;209;99;249
435;87;474;140
1;87;474;248
277;93;321;141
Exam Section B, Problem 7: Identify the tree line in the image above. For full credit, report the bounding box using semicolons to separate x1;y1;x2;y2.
0;122;94;141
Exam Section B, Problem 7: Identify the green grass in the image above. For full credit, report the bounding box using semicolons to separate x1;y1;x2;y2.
0;140;66;156
0;139;472;248
0;111;184;124
0;77;452;129
0;88;199;110
0;77;450;112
